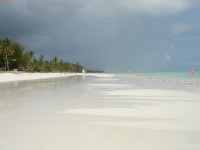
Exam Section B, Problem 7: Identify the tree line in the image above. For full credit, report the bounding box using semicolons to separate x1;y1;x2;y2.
0;38;84;72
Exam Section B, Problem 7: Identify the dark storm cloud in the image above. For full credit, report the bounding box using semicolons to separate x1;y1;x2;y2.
0;0;200;71
0;0;61;37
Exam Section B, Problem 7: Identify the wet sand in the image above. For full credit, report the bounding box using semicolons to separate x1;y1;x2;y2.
0;74;200;150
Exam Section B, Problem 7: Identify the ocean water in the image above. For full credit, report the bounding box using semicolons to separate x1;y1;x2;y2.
0;74;200;150
134;71;200;79
119;71;200;86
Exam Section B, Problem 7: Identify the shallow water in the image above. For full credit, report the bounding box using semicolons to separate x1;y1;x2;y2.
124;71;200;87
0;74;200;150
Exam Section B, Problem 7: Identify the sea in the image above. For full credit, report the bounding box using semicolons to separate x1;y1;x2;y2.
119;71;200;86
133;71;200;79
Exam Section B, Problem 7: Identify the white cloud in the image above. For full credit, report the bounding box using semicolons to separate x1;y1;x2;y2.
15;0;195;18
187;61;199;66
154;40;174;64
171;23;193;35
164;53;171;62
74;0;192;17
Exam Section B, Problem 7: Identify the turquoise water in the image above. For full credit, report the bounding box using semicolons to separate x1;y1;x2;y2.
119;71;200;86
135;71;200;79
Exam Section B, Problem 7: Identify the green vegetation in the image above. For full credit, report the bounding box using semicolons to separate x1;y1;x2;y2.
0;38;84;72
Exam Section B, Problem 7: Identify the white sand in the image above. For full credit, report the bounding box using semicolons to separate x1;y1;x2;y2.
0;72;79;83
0;72;113;83
60;88;200;131
1;73;200;150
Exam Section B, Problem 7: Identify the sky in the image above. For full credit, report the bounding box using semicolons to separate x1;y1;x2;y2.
0;0;200;72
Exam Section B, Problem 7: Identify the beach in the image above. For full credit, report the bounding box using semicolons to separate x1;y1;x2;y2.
0;72;80;83
0;73;200;150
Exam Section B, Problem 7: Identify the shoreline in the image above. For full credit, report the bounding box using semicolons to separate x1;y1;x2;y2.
0;72;113;83
0;72;81;83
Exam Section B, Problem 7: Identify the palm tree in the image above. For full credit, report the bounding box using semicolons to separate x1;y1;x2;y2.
26;51;35;71
0;38;13;71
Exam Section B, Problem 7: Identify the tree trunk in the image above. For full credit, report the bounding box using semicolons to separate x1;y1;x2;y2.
5;53;9;71
4;54;7;71
4;60;6;71
7;59;9;71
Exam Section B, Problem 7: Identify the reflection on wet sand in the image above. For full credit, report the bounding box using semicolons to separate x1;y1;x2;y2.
0;74;200;150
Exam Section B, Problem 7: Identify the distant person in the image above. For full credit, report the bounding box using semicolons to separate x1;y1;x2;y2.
190;68;194;76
